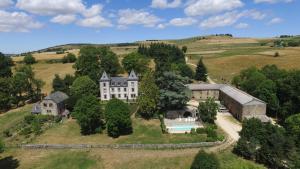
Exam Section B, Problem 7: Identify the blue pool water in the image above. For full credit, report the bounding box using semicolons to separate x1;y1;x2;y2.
168;125;199;131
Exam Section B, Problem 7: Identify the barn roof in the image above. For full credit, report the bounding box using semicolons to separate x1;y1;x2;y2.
186;84;224;90
44;91;69;104
219;85;265;105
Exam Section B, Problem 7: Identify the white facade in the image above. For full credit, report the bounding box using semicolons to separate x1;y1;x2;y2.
99;70;138;101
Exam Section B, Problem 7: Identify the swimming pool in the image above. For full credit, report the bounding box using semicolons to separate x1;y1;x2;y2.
167;125;200;133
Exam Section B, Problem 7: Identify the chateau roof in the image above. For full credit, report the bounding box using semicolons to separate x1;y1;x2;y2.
99;70;138;83
128;70;138;80
44;91;69;104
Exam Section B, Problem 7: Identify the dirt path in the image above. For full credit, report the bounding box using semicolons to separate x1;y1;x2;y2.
215;113;242;141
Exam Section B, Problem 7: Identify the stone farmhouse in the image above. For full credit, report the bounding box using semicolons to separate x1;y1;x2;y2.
99;70;139;101
187;84;269;122
31;91;69;117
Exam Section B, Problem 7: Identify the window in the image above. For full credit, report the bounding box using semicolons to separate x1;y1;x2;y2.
124;94;127;98
131;94;136;98
47;110;52;113
118;82;121;86
112;82;115;86
131;82;134;87
103;88;107;93
112;88;115;92
118;88;121;92
43;103;47;107
131;88;135;92
124;88;127;92
111;94;115;98
49;103;53;107
104;95;107;99
118;94;121;98
103;83;106;87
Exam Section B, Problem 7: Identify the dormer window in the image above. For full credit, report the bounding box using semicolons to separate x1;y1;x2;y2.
118;82;121;86
112;82;115;85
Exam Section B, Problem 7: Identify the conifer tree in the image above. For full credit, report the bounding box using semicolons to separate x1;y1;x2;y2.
195;57;207;82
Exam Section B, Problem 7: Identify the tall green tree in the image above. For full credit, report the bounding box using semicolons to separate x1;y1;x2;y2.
157;72;189;110
0;78;12;110
23;54;36;65
171;63;194;79
62;53;77;63
182;46;188;53
195;57;207;82
99;47;121;76
74;46;101;82
138;71;159;119
70;76;98;98
190;150;220;169
105;99;132;138
285;114;300;144
122;52;149;74
52;74;66;92
0;52;13;78
73;95;104;135
198;97;219;123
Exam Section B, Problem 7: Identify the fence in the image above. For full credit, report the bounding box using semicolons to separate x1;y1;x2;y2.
15;141;224;150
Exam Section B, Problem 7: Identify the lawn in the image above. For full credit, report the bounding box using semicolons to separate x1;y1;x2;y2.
0;148;265;169
33;117;209;144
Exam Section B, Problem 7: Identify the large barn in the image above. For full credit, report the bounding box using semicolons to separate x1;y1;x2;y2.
187;84;269;122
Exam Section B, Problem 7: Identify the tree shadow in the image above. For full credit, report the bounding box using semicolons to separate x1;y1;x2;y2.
0;156;20;169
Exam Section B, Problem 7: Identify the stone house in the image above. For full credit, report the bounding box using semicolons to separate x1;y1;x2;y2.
187;84;269;122
99;70;138;101
32;91;69;117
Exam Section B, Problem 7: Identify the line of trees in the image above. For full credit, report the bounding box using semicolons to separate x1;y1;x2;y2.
0;52;44;111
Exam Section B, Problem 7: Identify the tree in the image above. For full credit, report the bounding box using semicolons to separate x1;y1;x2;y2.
11;72;29;106
99;47;121;76
122;52;149;74
285;114;300;144
138;71;159;119
73;95;104;135
105;99;132;138
182;46;188;53
62;53;77;63
172;63;194;79
23;54;36;65
0;78;12;110
52;74;66;92
198;98;219;123
195;57;207;82
74;46;101;82
157;72;190;110
70;76;98;98
0;138;4;153
0;52;13;78
190;150;220;169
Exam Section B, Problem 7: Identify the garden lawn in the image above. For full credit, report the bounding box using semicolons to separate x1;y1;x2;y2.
33;117;211;144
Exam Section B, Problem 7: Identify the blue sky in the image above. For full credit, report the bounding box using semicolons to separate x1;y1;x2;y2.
0;0;299;53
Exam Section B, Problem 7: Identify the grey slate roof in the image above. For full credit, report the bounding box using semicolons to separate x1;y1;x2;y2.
100;71;110;81
186;84;224;90
110;77;128;87
187;83;265;105
128;70;138;80
44;91;69;104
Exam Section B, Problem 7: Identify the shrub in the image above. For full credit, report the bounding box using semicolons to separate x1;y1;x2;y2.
3;129;12;137
191;128;197;135
24;115;36;124
20;126;32;135
62;53;77;63
23;54;36;65
159;114;167;134
274;52;280;57
190;150;220;169
206;127;217;139
196;128;206;134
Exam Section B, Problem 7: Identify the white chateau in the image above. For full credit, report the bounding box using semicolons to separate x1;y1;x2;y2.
99;70;139;101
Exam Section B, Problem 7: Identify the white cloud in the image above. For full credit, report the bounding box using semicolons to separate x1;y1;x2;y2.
254;0;293;4
51;14;77;24
151;0;181;9
82;4;103;18
235;23;249;29
118;9;161;27
184;0;243;16
77;15;112;28
268;17;283;25
200;11;243;28
0;10;43;32
157;23;166;29
248;10;266;20
16;0;86;15
169;17;197;26
0;0;13;8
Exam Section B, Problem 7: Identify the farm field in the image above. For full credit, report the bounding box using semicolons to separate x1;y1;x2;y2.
0;148;265;169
